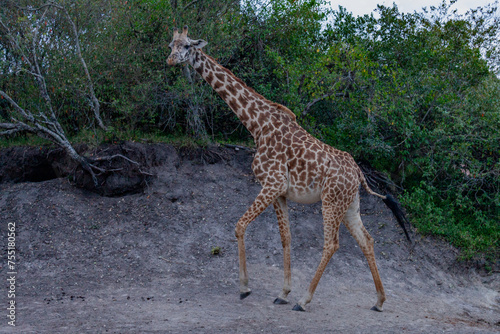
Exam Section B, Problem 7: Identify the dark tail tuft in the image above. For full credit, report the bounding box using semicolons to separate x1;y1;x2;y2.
382;194;411;243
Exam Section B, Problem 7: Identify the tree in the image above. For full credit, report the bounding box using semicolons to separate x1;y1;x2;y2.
1;1;119;183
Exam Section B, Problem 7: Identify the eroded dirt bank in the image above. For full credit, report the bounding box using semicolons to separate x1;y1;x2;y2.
0;144;498;333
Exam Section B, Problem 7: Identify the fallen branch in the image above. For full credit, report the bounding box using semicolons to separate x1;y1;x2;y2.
94;154;140;165
70;150;153;194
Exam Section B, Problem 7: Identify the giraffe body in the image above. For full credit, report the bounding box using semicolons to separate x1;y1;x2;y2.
167;26;409;312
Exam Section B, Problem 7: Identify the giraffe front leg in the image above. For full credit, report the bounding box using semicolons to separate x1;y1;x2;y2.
235;186;283;300
272;196;292;305
237;236;251;299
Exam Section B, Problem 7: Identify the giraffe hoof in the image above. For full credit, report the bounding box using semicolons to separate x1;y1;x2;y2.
240;291;252;300
273;297;288;305
370;305;383;312
292;304;305;312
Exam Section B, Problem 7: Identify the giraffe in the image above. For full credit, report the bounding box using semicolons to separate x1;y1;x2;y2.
167;26;411;312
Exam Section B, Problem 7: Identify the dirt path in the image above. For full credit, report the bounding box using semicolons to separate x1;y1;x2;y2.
0;145;498;333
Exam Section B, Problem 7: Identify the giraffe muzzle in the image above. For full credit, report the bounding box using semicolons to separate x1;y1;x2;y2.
167;54;178;66
167;53;189;66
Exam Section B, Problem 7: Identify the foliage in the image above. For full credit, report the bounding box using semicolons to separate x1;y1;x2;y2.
0;0;498;261
266;1;500;260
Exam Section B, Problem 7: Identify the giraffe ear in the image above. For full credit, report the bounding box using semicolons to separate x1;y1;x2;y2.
190;39;208;49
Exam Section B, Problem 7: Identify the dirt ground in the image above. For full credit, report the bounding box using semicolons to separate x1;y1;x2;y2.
0;144;499;333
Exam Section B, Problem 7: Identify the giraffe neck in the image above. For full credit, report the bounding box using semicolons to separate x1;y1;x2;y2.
190;49;294;139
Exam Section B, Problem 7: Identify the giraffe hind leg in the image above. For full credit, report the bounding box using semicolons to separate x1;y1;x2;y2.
343;193;386;311
293;202;343;311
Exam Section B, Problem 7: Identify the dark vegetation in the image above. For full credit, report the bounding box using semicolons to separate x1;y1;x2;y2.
0;0;498;262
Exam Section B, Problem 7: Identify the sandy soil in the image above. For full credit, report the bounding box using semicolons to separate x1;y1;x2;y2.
0;144;498;333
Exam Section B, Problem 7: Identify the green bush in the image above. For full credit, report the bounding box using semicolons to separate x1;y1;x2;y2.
266;2;499;260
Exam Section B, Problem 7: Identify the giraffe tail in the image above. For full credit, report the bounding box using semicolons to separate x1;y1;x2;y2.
381;194;412;243
359;171;412;243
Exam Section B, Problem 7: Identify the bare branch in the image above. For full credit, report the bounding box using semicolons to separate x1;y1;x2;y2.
1;90;87;183
12;1;61;12
183;0;200;11
31;6;50;80
302;91;348;116
29;5;62;131
61;6;106;130
0;90;34;121
0;17;35;70
93;154;140;165
297;74;306;96
0;122;35;135
16;67;44;79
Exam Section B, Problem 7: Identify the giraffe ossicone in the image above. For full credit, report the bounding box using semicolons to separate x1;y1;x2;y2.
167;26;411;312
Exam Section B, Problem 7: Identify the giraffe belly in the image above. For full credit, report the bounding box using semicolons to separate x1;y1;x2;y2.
285;186;322;204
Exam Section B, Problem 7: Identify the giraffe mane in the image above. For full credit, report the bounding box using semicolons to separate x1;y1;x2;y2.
201;51;297;122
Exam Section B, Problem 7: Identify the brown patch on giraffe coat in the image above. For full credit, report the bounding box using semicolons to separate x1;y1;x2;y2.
205;59;214;71
280;125;290;134
261;160;272;172
243;90;252;100
248;120;259;133
317;153;325;165
268;135;278;148
218;90;229;100
275;141;284;151
297;159;306;171
213;80;223;90
282;131;293;145
239;109;250;123
206;71;214;85
283;137;292;147
238;94;249;108
215;72;226;83
307;160;318;171
227;83;237;96
276;152;286;162
257;111;267;125
228;98;240;112
299;171;307;182
248;101;256;111
304;150;315;161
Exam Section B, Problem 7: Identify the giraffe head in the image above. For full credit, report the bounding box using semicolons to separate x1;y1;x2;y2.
167;25;207;66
